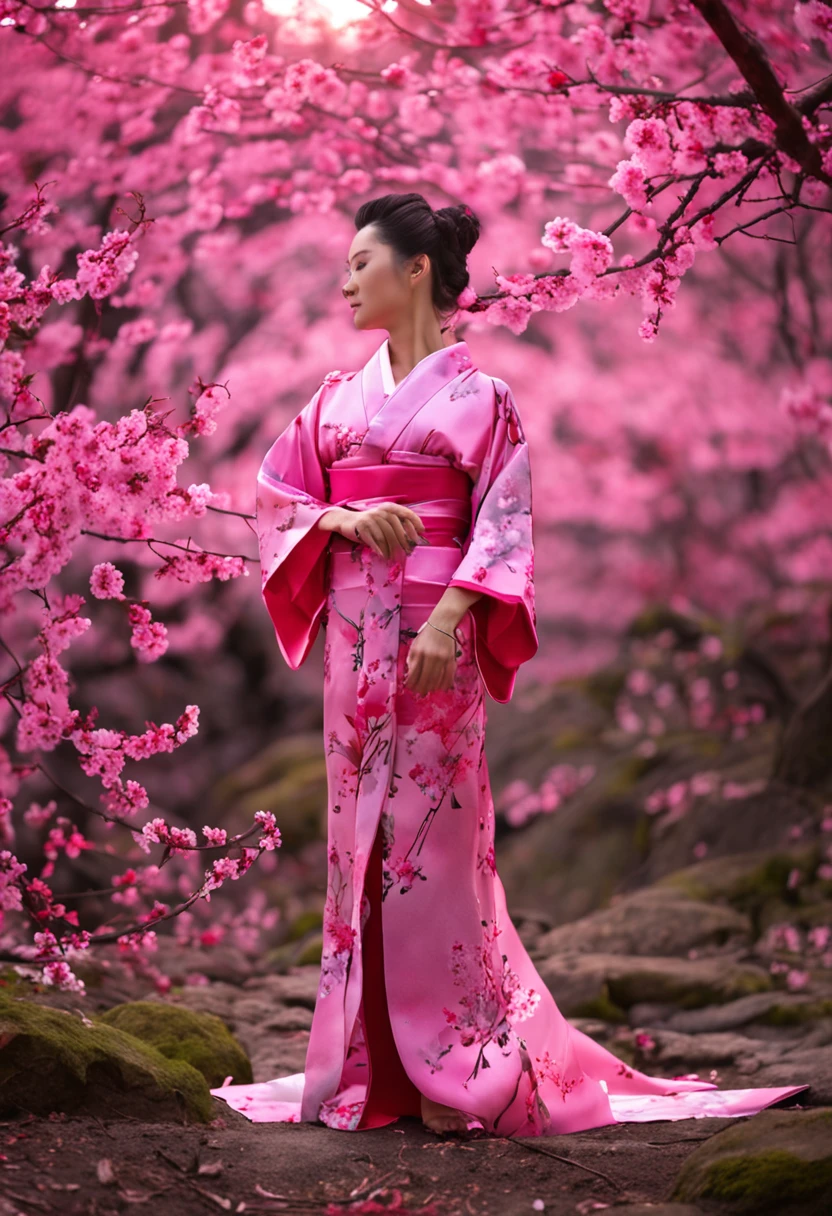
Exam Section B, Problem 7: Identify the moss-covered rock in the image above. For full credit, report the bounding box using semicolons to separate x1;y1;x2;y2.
0;993;213;1122
581;667;628;713
552;725;595;750
209;733;328;851
284;909;323;943
603;752;665;799
538;951;772;1016
670;1108;832;1211
627;604;705;643
657;845;817;905
96;1001;252;1089
759;998;832;1027
656;844;832;939
537;885;751;958
264;929;323;972
295;934;323;966
570;984;628;1023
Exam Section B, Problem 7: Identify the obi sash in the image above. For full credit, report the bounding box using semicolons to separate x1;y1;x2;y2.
325;463;473;612
327;464;472;552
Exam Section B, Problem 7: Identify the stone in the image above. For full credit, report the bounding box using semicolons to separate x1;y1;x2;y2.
149;939;255;985
153;983;241;1023
753;1046;832;1106
537;885;751;958
656;844;822;908
664;991;818;1033
248;1036;310;1082
537;951;772;1018
670;1107;832;1211
240;967;320;1008
96;1000;252;1089
0;993;213;1123
209;733;328;852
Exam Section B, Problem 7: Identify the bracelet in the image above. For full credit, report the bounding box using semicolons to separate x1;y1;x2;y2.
417;620;463;658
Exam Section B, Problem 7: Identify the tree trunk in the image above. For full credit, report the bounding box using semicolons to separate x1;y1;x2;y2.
772;661;832;791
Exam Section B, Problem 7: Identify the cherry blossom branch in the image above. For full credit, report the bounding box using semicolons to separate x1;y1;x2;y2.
690;0;832;184
80;528;255;560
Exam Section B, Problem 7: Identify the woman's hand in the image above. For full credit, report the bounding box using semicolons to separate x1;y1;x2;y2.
338;502;427;559
405;620;461;695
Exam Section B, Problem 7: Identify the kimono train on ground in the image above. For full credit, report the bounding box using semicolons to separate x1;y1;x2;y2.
211;337;810;1135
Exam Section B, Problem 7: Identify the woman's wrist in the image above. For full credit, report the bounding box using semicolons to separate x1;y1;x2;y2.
428;609;464;633
429;586;482;632
317;506;352;534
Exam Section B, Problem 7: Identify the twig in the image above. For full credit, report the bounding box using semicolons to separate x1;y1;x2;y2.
501;1136;622;1189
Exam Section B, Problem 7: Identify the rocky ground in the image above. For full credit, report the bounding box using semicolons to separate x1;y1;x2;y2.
6;1103;825;1216
2;836;831;1215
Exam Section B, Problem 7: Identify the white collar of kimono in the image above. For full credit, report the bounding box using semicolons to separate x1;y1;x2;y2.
379;337;466;396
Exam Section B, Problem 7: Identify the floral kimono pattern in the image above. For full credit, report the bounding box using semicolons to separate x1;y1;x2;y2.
211;338;809;1134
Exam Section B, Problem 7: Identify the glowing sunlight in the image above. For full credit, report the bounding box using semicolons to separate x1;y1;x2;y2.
260;0;404;30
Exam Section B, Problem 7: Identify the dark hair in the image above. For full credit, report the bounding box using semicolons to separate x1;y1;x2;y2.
353;193;481;330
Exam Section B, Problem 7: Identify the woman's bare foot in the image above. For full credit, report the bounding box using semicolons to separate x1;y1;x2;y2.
420;1092;470;1135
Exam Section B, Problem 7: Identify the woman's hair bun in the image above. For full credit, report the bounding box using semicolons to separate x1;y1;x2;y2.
433;205;481;258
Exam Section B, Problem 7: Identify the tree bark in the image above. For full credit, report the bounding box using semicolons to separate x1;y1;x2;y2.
773;660;832;790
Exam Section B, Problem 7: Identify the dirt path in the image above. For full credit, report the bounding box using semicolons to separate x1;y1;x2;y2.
0;1105;730;1215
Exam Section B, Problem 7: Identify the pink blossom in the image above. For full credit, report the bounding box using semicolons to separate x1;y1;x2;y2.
0;797;13;847
90;562;125;600
76;230;139;301
42;960;86;992
23;799;57;828
795;0;832;53
180;384;229;439
542;217;579;252
0;850;26;914
624;117;674;176
255;809;282;851
188;0;231;37
609;159;649;209
128;603;169;662
43;824;89;861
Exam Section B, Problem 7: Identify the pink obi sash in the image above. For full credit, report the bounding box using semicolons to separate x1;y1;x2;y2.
327;463;472;551
326;464;472;604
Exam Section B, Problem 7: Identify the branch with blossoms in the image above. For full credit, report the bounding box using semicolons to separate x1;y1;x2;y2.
0;809;281;987
0;592;283;987
1;1;827;347
4;1;831;345
0;179;280;990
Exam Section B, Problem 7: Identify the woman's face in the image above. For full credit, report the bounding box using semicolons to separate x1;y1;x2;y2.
343;224;429;330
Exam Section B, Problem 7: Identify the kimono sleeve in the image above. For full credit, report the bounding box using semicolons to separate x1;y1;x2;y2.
448;377;539;703
256;383;335;670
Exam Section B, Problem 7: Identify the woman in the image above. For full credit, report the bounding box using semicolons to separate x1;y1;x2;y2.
211;194;808;1137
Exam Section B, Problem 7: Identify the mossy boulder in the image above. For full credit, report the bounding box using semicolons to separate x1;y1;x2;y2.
537;952;772;1016
657;845;818;907
537;885;751;958
294;934;323;966
0;993;213;1122
209;733;328;851
284;909;323;943
670;1107;832;1211
760;998;832;1027
96;1000;252;1089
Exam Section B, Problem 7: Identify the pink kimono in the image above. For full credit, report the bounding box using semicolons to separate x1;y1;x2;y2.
211;339;809;1134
